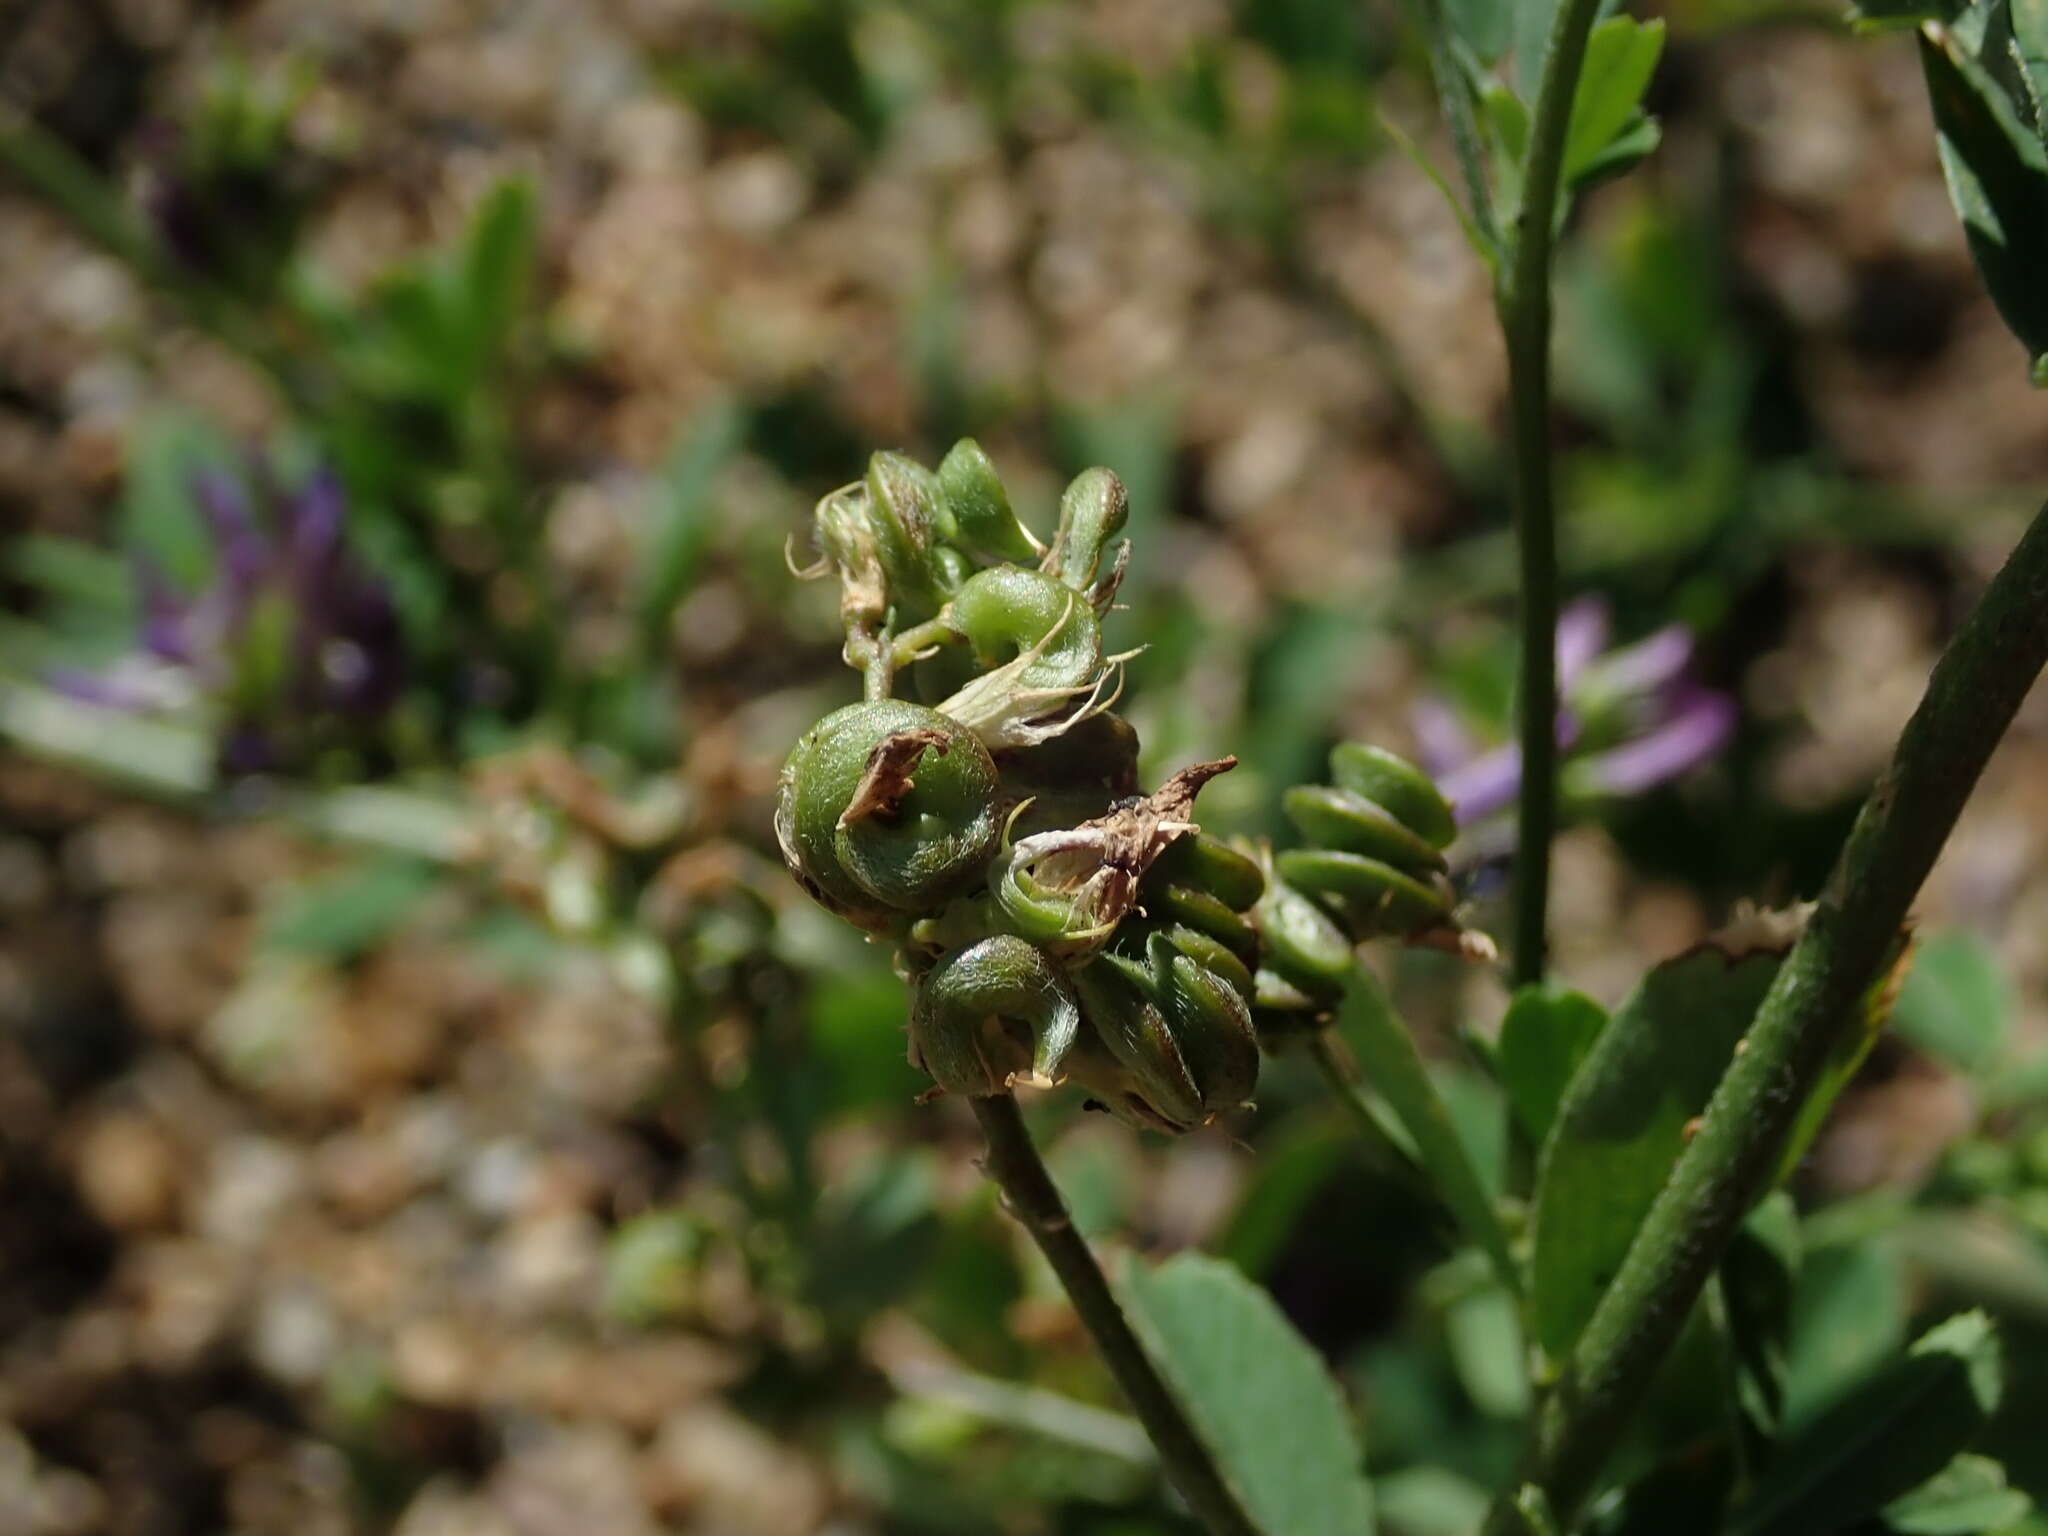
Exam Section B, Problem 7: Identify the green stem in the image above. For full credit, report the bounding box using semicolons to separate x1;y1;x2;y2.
1305;1029;1431;1189
1484;497;2048;1533
1495;0;1606;987
967;1094;1257;1536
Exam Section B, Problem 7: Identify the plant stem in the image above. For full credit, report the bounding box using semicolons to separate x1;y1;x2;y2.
1496;0;1607;986
1305;1029;1431;1189
967;1094;1257;1536
1483;498;2048;1534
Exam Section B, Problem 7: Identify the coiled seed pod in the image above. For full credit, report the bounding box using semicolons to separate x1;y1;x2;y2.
1275;742;1459;944
1251;742;1483;1039
936;566;1111;748
1328;742;1457;851
911;935;1081;1097
776;700;1000;923
1071;931;1259;1132
1250;865;1353;1012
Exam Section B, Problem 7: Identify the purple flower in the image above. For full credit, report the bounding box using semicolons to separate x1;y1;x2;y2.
1419;598;1735;832
60;458;403;774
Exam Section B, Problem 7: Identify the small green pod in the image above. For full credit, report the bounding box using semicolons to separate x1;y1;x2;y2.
1145;881;1261;970
865;451;955;615
1328;742;1458;850
1275;848;1455;938
1282;785;1448;877
911;936;1081;1096
1115;918;1255;1003
938;438;1041;562
777;700;1000;916
1155;950;1260;1114
1047;466;1129;592
1073;958;1206;1130
1147;833;1267;912
1251;874;1354;1003
946;565;1103;692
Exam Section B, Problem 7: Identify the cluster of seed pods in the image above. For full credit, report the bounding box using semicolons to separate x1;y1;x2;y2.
777;441;1479;1131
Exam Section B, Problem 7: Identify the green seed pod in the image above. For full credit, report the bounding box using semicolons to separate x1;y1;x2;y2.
1282;785;1448;877
1046;466;1129;594
776;700;1000;920
1145;881;1260;970
937;565;1109;748
1147;832;1267;912
1328;742;1458;850
1117;918;1255;1003
1072;934;1258;1131
996;712;1141;837
1275;847;1457;938
938;438;1042;563
911;935;1081;1096
865;451;956;617
1251;869;1354;1005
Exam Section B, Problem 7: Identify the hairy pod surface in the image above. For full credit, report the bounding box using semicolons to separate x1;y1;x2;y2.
1046;466;1129;594
1328;741;1459;850
1275;848;1457;937
1072;938;1258;1132
911;935;1081;1096
777;699;1000;917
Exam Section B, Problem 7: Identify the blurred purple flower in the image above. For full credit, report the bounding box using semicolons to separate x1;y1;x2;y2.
59;459;403;773
1419;597;1735;831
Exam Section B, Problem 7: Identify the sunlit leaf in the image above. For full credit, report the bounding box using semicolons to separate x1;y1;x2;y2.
1121;1252;1375;1536
1882;1453;2033;1534
1729;1312;2004;1536
1921;23;2048;380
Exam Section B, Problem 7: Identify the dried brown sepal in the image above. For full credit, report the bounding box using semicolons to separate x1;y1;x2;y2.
838;726;954;830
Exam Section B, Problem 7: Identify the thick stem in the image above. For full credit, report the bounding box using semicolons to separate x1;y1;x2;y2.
1497;0;1607;986
967;1094;1258;1536
1484;498;2048;1533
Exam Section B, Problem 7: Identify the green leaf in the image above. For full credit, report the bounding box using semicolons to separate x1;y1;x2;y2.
1571;114;1663;192
1216;1120;1344;1279
1446;0;1515;63
1729;1311;2005;1536
1563;19;1666;185
1337;969;1518;1294
1497;985;1608;1142
1721;1191;1802;1439
1783;1239;1909;1429
259;858;440;962
1375;1467;1490;1536
1883;1454;2033;1534
1893;929;2012;1072
1530;941;1783;1356
1921;24;2048;379
1119;1253;1375;1536
457;177;538;372
1379;109;1500;268
635;399;747;650
1445;1284;1530;1417
121;409;237;588
2015;0;2048;116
